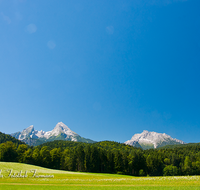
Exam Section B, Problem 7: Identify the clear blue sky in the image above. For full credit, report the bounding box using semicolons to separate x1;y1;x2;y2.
0;0;200;143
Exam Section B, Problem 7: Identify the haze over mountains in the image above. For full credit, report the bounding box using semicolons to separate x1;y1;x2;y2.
11;122;185;148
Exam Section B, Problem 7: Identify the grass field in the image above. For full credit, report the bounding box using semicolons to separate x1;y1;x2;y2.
0;162;200;190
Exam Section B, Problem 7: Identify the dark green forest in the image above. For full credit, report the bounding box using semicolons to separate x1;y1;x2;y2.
0;132;25;145
0;132;200;176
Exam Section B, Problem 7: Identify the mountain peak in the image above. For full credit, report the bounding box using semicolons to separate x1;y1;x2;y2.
57;121;65;125
125;130;185;149
49;122;77;138
25;125;34;132
15;125;35;140
55;122;70;130
11;122;95;146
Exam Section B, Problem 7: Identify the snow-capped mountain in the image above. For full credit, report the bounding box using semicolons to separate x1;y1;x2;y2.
124;130;185;149
11;122;95;146
11;124;186;148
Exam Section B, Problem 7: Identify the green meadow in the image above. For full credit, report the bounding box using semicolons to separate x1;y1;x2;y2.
0;162;200;190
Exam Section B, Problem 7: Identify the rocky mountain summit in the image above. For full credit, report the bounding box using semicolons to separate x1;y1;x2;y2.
11;122;95;146
124;130;185;149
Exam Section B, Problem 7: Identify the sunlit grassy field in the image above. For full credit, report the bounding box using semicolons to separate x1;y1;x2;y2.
0;162;200;190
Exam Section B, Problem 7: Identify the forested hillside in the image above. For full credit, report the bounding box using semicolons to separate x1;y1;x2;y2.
158;143;200;149
0;132;26;145
36;140;137;152
1;137;200;176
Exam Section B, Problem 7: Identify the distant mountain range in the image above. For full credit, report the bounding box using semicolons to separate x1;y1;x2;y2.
10;122;186;148
11;122;95;146
125;130;185;149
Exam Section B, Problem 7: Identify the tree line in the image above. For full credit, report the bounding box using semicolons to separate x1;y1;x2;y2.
1;140;200;176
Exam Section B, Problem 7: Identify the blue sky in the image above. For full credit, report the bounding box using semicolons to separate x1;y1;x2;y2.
0;0;200;143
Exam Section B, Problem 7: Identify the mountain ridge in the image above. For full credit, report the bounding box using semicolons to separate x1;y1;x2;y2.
10;123;186;149
124;130;185;149
11;122;96;146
